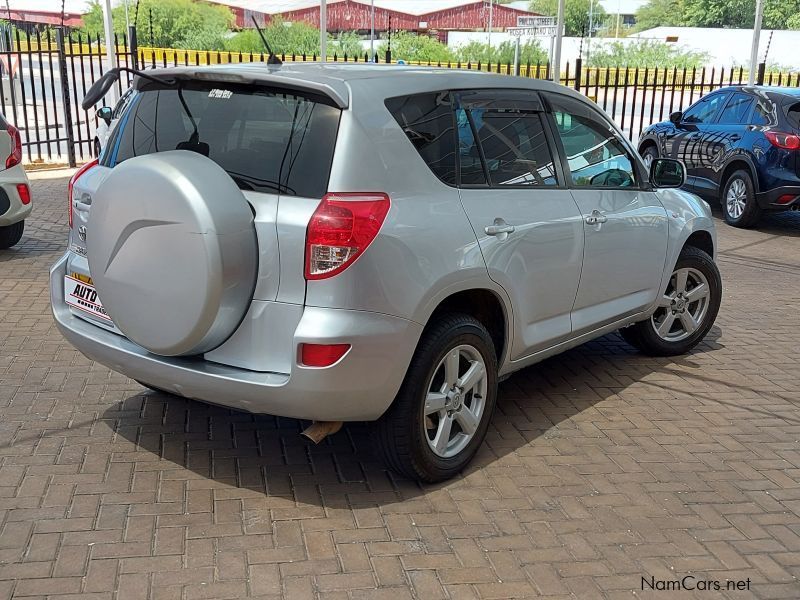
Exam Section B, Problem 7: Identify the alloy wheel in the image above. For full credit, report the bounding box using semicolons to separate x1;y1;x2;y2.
650;267;711;342
423;344;488;459
726;178;747;220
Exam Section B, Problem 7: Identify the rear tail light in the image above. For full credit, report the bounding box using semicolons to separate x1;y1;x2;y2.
765;131;800;150
5;123;21;169
304;192;390;280
299;343;351;367
777;194;797;204
68;159;98;229
16;184;30;205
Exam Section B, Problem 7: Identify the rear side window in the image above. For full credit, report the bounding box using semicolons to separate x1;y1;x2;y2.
717;93;753;124
682;93;728;124
385;92;457;185
785;102;800;129
110;81;341;198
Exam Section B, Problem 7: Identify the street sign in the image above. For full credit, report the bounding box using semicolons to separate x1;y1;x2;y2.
507;25;558;37
517;16;556;27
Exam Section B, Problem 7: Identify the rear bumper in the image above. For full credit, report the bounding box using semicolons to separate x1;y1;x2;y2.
755;185;800;210
50;253;422;421
0;172;32;226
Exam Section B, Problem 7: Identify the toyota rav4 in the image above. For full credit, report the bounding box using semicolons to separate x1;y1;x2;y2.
50;63;721;482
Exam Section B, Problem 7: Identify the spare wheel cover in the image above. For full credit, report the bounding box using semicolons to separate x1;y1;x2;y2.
87;150;257;356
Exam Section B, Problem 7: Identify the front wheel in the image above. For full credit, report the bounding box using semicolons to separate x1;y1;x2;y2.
641;145;659;171
372;313;498;482
621;246;721;356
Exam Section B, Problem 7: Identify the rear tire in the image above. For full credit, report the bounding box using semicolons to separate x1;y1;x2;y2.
0;220;24;249
372;313;498;482
722;169;761;228
621;246;721;356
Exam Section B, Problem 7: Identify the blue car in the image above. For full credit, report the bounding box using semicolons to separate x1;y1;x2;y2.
638;86;800;227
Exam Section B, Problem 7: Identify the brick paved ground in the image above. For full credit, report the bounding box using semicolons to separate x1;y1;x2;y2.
1;171;799;599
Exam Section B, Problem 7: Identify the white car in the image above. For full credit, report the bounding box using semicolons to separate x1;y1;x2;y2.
93;87;135;157
0;112;31;249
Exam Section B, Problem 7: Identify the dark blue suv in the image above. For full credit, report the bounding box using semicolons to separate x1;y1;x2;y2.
638;86;800;227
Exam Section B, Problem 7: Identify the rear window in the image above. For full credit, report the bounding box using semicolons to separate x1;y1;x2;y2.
786;102;800;129
108;81;341;198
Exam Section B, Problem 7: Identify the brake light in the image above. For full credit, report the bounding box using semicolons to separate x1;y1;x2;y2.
16;184;30;205
5;123;21;169
299;343;351;367
304;192;390;280
765;131;800;150
68;159;98;229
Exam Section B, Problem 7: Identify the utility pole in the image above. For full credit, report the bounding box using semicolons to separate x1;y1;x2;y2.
587;0;594;64
552;0;564;82
487;0;493;47
101;0;119;102
320;0;327;62
748;0;764;85
370;0;375;61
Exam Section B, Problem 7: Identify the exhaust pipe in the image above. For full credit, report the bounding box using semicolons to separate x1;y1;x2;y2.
301;421;343;444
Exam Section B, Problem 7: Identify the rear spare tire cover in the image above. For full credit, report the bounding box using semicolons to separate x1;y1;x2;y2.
87;151;257;356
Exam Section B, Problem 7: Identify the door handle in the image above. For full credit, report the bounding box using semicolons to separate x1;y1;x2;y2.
485;218;515;237
728;134;741;141
688;132;701;140
585;210;608;225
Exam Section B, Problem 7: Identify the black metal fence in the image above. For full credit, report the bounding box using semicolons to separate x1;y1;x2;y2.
2;23;798;167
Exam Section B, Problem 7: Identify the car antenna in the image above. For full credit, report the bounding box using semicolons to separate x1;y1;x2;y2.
251;16;282;65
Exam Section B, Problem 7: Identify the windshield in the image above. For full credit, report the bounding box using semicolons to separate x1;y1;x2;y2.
106;81;341;198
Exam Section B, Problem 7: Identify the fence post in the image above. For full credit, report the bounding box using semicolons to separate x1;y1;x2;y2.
756;62;766;85
56;28;76;168
574;57;582;90
128;25;138;70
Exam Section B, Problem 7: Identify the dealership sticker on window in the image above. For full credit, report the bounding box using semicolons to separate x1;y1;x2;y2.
208;89;232;99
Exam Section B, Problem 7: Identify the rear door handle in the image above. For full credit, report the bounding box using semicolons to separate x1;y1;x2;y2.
585;210;608;225
728;134;741;141
485;218;515;237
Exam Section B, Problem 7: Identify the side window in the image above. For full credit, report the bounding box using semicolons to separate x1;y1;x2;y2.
682;93;728;124
455;90;559;187
548;93;637;188
753;98;777;126
112;88;135;119
717;93;753;124
385;92;457;185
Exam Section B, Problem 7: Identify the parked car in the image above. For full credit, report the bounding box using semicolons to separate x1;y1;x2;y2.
0;112;31;249
638;85;800;227
93;87;135;157
51;64;722;481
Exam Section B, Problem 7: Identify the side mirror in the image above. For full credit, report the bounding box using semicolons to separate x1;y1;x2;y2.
97;106;113;125
650;158;686;189
669;111;683;126
82;68;121;110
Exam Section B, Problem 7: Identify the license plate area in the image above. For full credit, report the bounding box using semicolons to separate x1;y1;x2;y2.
64;274;113;323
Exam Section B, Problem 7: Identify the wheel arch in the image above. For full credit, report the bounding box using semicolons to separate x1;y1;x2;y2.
720;156;759;195
638;137;658;155
425;288;510;367
682;230;715;260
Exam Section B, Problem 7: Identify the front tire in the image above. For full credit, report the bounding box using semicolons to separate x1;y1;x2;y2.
641;144;658;171
722;169;761;228
372;313;498;482
94;139;102;158
0;220;24;249
621;246;721;356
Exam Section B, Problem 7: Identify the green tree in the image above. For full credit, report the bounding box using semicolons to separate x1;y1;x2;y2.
529;0;606;36
81;0;233;48
378;32;455;63
634;0;800;30
587;40;709;67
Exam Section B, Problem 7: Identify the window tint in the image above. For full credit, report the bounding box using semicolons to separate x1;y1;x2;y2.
454;90;558;187
112;82;341;198
548;93;637;188
385;92;457;185
682;93;728;124
112;88;135;119
717;92;753;124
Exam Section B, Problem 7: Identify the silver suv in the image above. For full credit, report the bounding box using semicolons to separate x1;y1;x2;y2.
50;64;721;482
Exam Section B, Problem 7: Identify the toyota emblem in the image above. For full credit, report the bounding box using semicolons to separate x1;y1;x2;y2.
78;225;87;241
